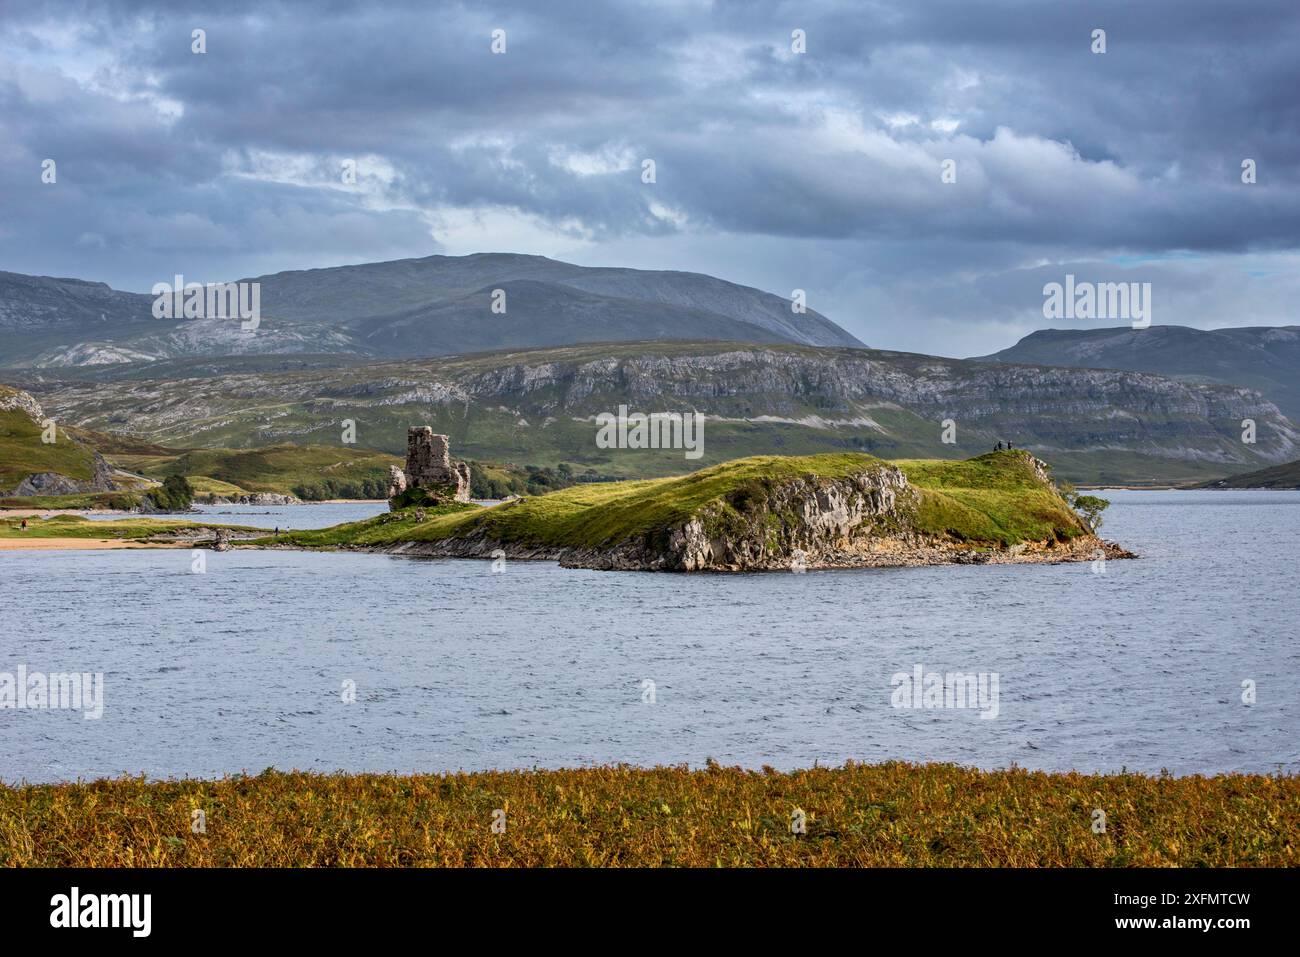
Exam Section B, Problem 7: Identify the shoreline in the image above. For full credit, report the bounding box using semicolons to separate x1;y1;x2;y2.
355;533;1135;571
0;534;1136;565
0;498;387;517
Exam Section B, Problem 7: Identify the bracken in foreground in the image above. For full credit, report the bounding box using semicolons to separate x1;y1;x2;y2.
1;763;1295;867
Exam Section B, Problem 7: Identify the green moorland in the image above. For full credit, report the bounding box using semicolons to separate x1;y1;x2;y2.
1;763;1294;867
273;450;1088;553
109;444;405;500
109;447;577;501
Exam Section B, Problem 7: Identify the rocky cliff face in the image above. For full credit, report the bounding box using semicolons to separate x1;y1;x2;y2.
19;341;1299;483
649;465;916;571
452;345;1300;466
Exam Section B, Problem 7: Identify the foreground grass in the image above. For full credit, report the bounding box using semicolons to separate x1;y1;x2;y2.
1;763;1294;867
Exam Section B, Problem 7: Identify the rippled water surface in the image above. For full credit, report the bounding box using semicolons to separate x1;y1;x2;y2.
83;501;390;528
3;490;1297;782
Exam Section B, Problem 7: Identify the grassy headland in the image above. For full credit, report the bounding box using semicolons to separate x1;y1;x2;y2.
1;763;1293;867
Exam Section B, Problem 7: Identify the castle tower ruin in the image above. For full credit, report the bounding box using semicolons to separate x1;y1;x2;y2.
398;427;471;502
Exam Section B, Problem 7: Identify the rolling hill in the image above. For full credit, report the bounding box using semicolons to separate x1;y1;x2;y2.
0;254;861;367
1199;459;1300;489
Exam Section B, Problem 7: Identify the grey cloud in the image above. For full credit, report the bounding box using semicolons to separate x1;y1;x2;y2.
0;0;1296;353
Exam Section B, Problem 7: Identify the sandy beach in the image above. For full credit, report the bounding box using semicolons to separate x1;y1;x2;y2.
0;537;183;550
0;508;134;518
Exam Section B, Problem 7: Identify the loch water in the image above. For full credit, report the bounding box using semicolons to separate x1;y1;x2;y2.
2;490;1297;783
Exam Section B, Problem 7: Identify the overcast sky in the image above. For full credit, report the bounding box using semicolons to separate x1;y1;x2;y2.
2;0;1297;356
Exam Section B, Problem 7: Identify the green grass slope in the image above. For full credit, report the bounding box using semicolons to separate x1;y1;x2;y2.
0;387;99;491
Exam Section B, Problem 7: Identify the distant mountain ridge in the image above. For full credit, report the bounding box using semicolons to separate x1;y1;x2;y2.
978;325;1300;420
0;254;862;367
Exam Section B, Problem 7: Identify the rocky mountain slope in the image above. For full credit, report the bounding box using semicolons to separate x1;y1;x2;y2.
979;325;1300;421
0;254;860;367
15;341;1298;486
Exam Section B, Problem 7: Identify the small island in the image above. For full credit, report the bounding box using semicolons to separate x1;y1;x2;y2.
264;429;1132;572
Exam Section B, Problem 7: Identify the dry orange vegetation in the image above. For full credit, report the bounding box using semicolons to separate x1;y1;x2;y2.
2;762;1296;867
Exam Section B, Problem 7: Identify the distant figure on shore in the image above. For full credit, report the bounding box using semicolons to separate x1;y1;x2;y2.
1007;440;1015;449
995;442;1003;451
20;518;27;530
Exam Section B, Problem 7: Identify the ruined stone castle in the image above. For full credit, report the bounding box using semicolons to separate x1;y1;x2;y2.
388;427;471;502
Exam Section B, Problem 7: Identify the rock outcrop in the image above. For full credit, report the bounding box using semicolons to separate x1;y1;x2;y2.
0;384;45;422
657;465;915;571
11;451;118;496
387;465;407;498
